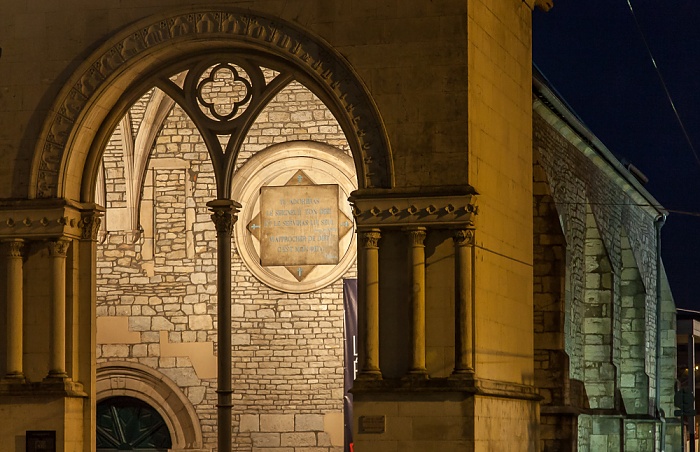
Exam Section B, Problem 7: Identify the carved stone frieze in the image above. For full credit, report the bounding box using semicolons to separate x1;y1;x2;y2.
0;200;103;240
349;188;478;229
35;8;393;198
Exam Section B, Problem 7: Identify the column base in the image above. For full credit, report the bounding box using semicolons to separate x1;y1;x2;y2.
449;369;475;380
42;376;87;396
403;370;429;381
357;370;383;381
2;372;26;382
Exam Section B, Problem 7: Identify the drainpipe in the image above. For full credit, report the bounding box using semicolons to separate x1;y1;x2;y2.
655;214;667;451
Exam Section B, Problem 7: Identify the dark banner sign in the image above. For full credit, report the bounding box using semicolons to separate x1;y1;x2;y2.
343;279;358;452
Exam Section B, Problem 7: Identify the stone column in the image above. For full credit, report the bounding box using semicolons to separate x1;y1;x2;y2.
207;199;240;452
79;208;103;448
4;239;25;379
452;228;475;376
357;229;382;379
47;238;71;379
407;228;428;377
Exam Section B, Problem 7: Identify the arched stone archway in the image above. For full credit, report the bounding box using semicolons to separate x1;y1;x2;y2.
24;13;395;450
96;362;204;450
30;7;394;202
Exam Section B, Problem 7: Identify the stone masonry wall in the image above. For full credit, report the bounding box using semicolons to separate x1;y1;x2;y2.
97;66;354;451
534;107;671;450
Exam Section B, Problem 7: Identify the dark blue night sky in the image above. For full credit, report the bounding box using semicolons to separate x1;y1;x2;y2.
533;1;700;309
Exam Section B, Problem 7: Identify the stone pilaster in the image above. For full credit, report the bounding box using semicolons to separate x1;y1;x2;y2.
4;239;25;379
357;229;382;380
452;228;475;376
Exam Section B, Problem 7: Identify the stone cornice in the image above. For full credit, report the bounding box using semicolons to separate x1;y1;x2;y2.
349;187;477;229
0;199;104;240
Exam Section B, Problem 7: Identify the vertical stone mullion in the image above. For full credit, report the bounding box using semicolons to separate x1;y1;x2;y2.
4;239;25;379
407;227;427;377
47;238;71;379
452;228;475;376
207;199;240;452
357;228;382;379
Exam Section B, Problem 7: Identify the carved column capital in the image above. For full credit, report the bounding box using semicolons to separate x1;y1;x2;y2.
359;230;381;249
4;239;24;258
47;238;71;257
452;228;475;246
206;199;241;237
211;210;234;235
406;227;427;247
80;210;103;241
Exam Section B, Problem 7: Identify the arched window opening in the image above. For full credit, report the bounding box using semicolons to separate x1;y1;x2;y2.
96;396;173;451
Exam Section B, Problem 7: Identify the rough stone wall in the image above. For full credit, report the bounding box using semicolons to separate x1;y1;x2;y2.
533;107;672;450
583;209;616;410
96;70;354;451
103;127;127;211
619;233;650;415
533;160;577;451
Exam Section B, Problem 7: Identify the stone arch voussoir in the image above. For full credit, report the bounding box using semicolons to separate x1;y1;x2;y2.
96;361;204;450
31;7;394;201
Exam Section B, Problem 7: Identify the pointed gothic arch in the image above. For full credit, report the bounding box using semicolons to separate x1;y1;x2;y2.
30;7;394;202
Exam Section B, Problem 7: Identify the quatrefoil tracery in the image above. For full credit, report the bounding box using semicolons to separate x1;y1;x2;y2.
155;55;295;197
196;63;253;121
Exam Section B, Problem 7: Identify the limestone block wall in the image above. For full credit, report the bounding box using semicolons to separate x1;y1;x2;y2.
96;72;354;451
533;105;675;450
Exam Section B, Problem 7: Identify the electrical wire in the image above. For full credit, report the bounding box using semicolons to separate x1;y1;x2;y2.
626;0;700;171
541;199;700;218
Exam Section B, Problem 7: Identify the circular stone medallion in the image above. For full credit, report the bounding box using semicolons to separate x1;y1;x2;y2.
231;141;357;293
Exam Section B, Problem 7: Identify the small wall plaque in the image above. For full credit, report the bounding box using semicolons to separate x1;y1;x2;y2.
26;430;56;452
359;415;386;434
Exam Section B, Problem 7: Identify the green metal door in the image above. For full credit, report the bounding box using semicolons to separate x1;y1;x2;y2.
96;396;172;451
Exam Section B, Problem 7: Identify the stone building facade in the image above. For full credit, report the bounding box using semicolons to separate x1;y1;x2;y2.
532;72;679;451
0;1;679;451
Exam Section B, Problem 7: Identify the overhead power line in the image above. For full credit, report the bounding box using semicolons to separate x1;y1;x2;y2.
626;0;700;171
543;199;700;218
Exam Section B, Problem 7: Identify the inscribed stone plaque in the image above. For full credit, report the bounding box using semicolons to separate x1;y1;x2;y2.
26;431;56;452
260;184;339;266
358;415;386;434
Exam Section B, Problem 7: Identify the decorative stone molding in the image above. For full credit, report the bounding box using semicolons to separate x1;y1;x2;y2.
33;8;394;198
349;188;478;229
0;200;104;240
96;362;204;450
